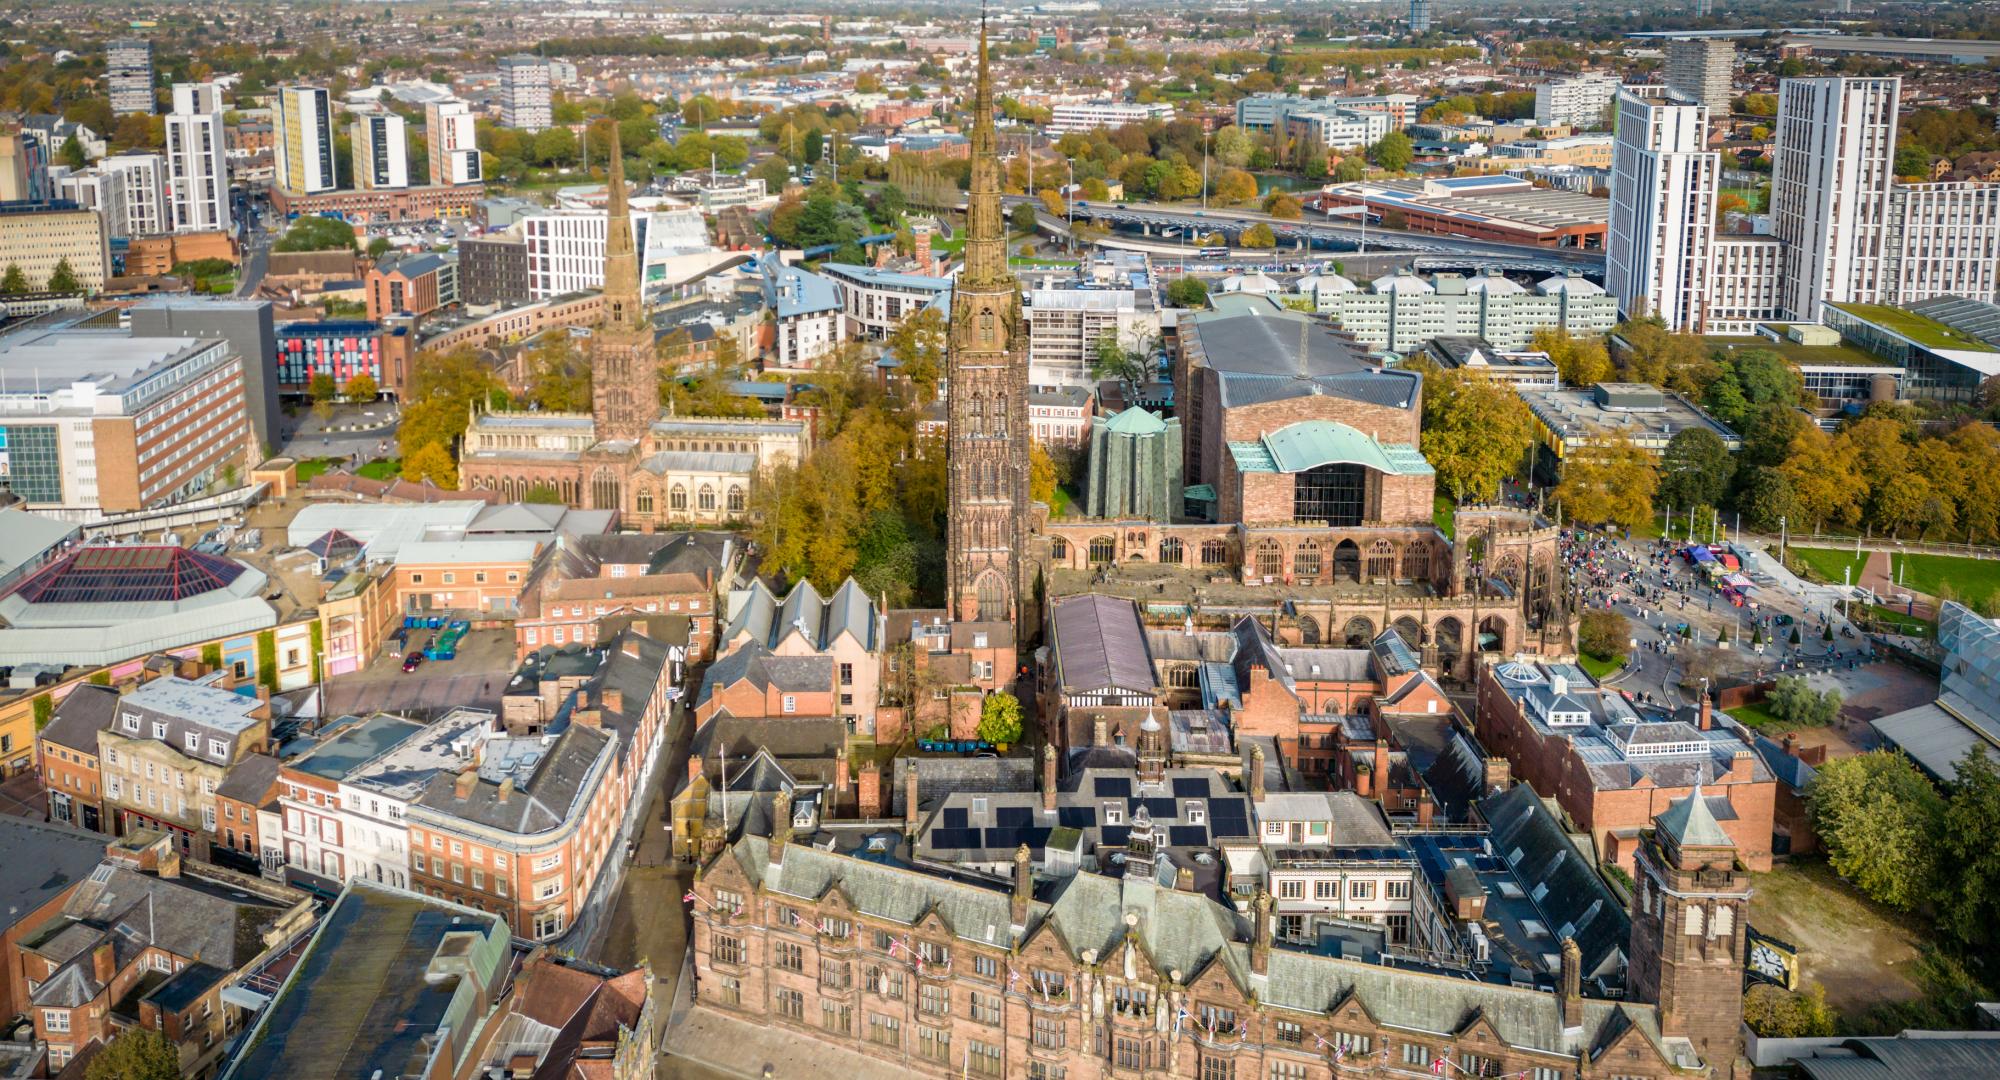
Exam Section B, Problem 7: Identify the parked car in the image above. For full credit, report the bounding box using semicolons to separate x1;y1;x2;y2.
402;653;424;674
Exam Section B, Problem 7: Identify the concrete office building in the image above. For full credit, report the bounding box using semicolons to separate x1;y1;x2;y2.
1309;270;1620;353
166;83;233;234
353;113;410;190
1533;73;1623;129
1665;39;1734;113
0;316;252;512
106;39;154;115
1772;77;1900;321
129;297;283;452
1044;101;1175;135
425;99;482;186
458;235;530;307
499;55;553;132
1883;181;2000;308
1607;92;1719;331
1283;105;1394;152
0;201;107;293
55;171;131;240
274;85;338;195
1706;235;1787;334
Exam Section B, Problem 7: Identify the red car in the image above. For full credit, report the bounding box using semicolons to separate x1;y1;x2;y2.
402;654;424;674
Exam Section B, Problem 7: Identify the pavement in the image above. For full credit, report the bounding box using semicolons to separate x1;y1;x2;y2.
320;628;519;719
664;1005;930;1080
0;770;46;821
277;402;401;467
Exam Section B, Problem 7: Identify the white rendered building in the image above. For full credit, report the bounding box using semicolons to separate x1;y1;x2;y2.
425;100;482;186
1606;92;1718;331
1533;74;1623;129
165;83;233;234
353;113;410;190
1772;77;1900;321
499;55;553;132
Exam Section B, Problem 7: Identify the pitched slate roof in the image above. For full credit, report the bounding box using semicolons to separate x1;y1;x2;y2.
695;643;834;708
1480;784;1630;980
1051;594;1155;694
726;576;878;653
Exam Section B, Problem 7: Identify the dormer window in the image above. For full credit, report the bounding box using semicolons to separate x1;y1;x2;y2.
1185;802;1206;825
1104;804;1123;826
152;722;167;740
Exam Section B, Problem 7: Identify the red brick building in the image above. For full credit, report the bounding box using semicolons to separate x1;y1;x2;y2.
365;252;451;321
268;182;484;223
1476;660;1778;872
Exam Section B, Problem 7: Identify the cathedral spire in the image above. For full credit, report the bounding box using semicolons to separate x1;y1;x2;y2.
962;8;1008;287
601;117;643;332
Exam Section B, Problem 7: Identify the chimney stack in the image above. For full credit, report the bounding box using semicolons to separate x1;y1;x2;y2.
771;787;794;867
1174;865;1195;892
1010;843;1032;929
1729;749;1755;782
496;777;514;804
1249;744;1267;803
455;767;479;799
1559;936;1583;1028
1698;691;1713;731
600;687;624;715
1092;717;1108;746
1371;739;1389;802
1041;744;1058;812
1250;890;1273;975
833;745;850;815
1416;788;1435;827
1484;756;1512;793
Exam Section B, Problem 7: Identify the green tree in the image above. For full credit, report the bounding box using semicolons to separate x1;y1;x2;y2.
525;334;594;412
1807;751;1944;911
1415;361;1536;503
59;134;86;170
1659;427;1735;512
1742;984;1838;1038
1165;276;1209;309
1240;222;1276;248
367;236;392;259
1765;674;1842;726
46;258;81;294
1263;191;1302;219
523;484;565;504
1533;327;1612;387
1089;328;1150;393
1554;435;1658;529
1369;130;1414;173
1936;747;2000;953
1332;156;1366;183
84;1028;180;1080
1213;167;1259;206
0;264;26;294
977;692;1024;746
1578;609;1626;660
1010;199;1039;234
1617;317;1720;394
887;305;946;404
1211;124;1252;168
274;215;358;252
308;372;339;404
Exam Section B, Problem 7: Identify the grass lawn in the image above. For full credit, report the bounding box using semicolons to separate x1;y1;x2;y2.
1050;485;1077;519
1432;495;1455;540
1749;857;1923;1022
1724;698;1788;731
1861;603;1933;638
1721;185;1767;213
293;457;344;483
1578;652;1625;680
1829;302;2000;354
356;458;400;481
1889;551;2000;609
1792;546;1870;588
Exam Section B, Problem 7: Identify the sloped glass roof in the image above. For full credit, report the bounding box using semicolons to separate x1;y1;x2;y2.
6;545;247;604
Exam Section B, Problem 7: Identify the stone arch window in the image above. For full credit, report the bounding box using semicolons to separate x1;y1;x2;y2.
635;489;655;516
1333;539;1361;582
727;486;746;514
1159;537;1184;564
1392;617;1423;649
1088;536;1116;565
1296;615;1321;645
1367;540;1397;581
1342;616;1376;649
976;571;1007;622
698;485;716;511
1253;539;1282;579
1401;541;1430;582
1050;537;1069;561
1200;539;1229;566
670;485;688;511
1293;540;1323;579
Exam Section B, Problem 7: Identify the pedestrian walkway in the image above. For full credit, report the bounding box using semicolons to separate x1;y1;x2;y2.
664;1004;927;1080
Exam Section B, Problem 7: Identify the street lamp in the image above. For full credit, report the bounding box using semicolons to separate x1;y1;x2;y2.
1065;160;1075;255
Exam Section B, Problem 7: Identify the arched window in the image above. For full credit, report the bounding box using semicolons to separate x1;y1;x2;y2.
1050;537;1069;560
727;486;746;513
1254;540;1282;579
1159;537;1184;564
670;485;688;510
636;490;655;515
1293;541;1322;578
976;572;1007;621
698;485;716;511
1088;535;1116;565
1200;539;1229;566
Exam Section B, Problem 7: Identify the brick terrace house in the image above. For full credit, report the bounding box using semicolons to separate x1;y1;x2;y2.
515;532;726;661
1476;660;1777;872
409;629;675;940
392;537;541;616
694;646;836;727
720;577;884;733
686;786;1740;1080
39;684;118;834
17;831;312;1073
0;818;106;1031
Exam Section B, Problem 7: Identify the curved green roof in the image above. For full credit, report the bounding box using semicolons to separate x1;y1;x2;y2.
1261;420;1395;474
1102;407;1166;435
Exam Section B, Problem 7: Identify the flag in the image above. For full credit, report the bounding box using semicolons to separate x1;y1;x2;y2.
1433;1058;1447;1076
1237;1025;1247;1043
682;891;698;904
1314;1034;1327;1052
1335;1046;1345;1064
1007;967;1020;992
1173;1006;1187;1039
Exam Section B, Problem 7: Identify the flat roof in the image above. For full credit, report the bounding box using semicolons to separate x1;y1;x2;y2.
290;714;426;783
1829;302;2000;354
121;677;264;735
0;327;217;394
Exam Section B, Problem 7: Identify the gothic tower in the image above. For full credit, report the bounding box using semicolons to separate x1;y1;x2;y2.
590;120;656;448
944;14;1032;627
1627;784;1750;1072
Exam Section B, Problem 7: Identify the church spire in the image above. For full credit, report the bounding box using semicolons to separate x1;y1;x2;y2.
601;117;643;332
962;9;1008;287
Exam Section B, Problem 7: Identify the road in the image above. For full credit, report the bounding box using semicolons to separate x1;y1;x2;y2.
1000;193;1606;272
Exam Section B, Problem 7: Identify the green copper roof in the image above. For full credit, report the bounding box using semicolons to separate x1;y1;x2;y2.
1102;407;1167;435
1228;420;1434;477
1656;782;1735;849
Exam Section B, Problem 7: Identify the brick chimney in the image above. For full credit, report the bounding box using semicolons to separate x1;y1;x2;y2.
1371;739;1389;801
833;746;851;817
687;754;703;784
913;221;934;276
1416;789;1434;827
496;778;514;804
873;242;892;269
1010;843;1032;930
771;787;794;867
858;764;882;817
91;941;115;988
455;767;479;799
1560;937;1583;1027
1092;717;1108;747
600;687;624;715
1484;756;1512;793
1698;691;1713;731
622;636;642;659
1782;732;1797;757
903;760;920;839
1041;744;1058;812
1248;744;1266;802
1250;890;1273;975
1729;749;1755;783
